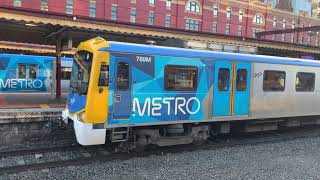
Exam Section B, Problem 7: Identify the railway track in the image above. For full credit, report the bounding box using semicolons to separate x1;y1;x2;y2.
1;126;320;175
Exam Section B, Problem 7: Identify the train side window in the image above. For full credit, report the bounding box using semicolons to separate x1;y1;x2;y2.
61;67;72;80
218;68;230;91
18;64;26;78
29;64;38;79
236;69;248;91
263;70;286;91
117;62;129;90
296;72;315;92
164;65;198;91
98;64;109;86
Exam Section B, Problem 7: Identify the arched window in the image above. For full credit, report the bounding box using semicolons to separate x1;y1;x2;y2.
273;17;277;28
282;18;286;29
226;7;232;20
253;14;264;24
213;4;218;16
239;9;244;22
186;1;201;13
292;20;296;29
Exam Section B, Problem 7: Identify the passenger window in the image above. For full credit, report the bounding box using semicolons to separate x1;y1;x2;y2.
61;67;72;80
98;64;109;86
236;69;248;91
164;65;198;91
29;64;38;79
263;70;286;91
117;63;129;90
18;64;26;78
218;68;230;91
296;72;315;92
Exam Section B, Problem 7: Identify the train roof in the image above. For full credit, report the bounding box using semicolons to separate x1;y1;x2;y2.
100;41;320;67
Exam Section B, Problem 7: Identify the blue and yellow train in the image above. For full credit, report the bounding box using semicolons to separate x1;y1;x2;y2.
63;37;320;148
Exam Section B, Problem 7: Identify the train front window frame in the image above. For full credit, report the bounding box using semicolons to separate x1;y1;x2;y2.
164;65;198;91
218;68;230;91
70;51;93;95
263;70;286;92
295;72;315;92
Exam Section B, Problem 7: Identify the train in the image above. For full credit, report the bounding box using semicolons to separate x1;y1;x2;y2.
0;54;73;106
62;37;320;149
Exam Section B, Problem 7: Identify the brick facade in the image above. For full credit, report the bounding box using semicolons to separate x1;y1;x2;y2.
1;0;320;46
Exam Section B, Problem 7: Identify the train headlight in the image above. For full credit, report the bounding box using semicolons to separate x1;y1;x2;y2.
77;112;85;122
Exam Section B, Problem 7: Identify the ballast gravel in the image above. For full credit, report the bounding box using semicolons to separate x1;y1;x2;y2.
3;135;320;180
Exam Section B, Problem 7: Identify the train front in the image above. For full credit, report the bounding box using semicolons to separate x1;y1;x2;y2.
62;37;110;145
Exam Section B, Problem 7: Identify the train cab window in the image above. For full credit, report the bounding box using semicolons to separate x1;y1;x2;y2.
164;65;198;91
236;69;248;91
61;67;72;80
29;64;38;79
18;64;26;78
98;64;109;86
296;72;315;92
117;63;129;90
218;68;230;91
263;70;286;91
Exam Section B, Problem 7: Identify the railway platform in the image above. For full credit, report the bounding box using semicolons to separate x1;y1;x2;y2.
0;94;66;109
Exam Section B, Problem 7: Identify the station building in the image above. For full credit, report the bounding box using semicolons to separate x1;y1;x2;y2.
1;0;320;49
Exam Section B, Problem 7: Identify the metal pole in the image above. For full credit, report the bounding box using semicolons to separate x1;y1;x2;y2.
56;36;62;99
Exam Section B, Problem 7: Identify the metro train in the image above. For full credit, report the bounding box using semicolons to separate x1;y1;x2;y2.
0;54;73;96
62;37;320;149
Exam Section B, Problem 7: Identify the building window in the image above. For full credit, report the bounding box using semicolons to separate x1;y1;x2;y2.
186;1;200;13
166;0;172;8
291;35;295;43
296;72;315;92
282;34;285;42
165;15;171;27
164;65;198;91
317;38;319;46
272;34;276;40
213;4;218;16
13;0;22;7
89;1;96;18
149;11;154;25
41;0;48;11
301;36;304;44
66;0;73;15
111;5;117;20
253;29;262;38
218;68;230;91
253;14;264;24
292;20;296;29
130;8;136;23
239;9;244;22
238;26;242;36
149;0;155;5
282;18;286;29
212;23;217;33
186;19;200;31
225;24;230;34
273;17;277;29
226;7;232;21
308;37;311;45
263;70;286;92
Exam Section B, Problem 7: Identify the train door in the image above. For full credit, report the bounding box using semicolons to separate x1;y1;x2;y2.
113;57;132;119
213;61;251;116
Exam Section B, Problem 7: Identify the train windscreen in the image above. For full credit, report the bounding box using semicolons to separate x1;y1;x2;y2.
70;51;93;95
